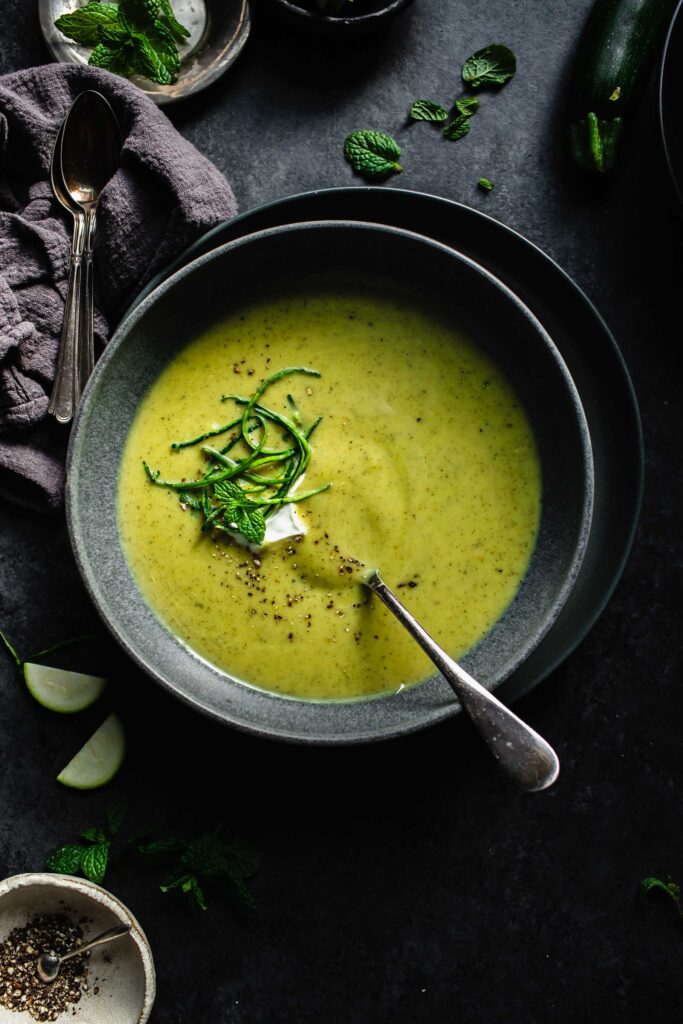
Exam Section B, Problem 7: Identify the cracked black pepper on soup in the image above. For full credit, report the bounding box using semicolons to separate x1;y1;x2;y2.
0;914;88;1022
118;283;542;699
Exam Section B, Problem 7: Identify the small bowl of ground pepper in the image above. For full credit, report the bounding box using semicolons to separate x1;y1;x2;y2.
0;873;155;1024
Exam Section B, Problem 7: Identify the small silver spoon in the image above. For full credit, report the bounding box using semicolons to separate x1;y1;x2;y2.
49;90;121;424
36;923;131;983
364;570;560;792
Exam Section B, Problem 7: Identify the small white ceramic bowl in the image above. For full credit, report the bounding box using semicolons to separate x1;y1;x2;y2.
0;873;155;1024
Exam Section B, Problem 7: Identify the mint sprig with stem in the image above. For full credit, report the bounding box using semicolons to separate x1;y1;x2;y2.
45;806;259;911
55;0;190;85
45;800;126;885
143;367;331;547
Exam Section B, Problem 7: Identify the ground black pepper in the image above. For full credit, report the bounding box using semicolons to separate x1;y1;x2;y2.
0;914;88;1022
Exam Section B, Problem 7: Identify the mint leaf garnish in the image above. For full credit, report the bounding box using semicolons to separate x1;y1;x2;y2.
144;367;331;548
409;100;448;122
462;44;516;89
225;501;266;545
455;95;479;117
54;2;119;45
343;130;402;180
443;114;471;141
213;479;245;504
478;177;494;192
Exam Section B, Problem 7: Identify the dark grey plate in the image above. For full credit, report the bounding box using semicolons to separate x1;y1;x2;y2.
67;221;593;743
120;188;644;710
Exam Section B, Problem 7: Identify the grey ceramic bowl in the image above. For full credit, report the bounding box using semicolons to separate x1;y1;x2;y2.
66;221;593;744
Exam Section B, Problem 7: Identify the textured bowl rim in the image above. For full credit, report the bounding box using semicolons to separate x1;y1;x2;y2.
66;219;594;744
0;872;156;1024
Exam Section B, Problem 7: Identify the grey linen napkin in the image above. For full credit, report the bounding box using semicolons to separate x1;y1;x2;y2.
0;63;237;512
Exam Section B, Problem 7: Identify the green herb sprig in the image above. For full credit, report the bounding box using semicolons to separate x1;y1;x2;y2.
138;831;260;912
45;800;126;885
55;0;189;85
143;367;331;546
45;806;259;912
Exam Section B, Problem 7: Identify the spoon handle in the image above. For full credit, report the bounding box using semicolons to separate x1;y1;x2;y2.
48;210;86;424
79;207;97;393
60;924;130;964
365;571;560;792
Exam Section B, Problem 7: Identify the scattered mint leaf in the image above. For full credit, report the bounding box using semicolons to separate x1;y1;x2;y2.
137;838;189;864
54;2;119;46
46;845;84;875
343;130;402;180
409;100;448;122
107;799;127;836
443;114;471;141
478;177;494;192
455;95;479;117
225;501;266;545
81;827;107;843
641;876;683;918
80;842;110;885
222;872;256;911
160;871;207;910
462;44;516;89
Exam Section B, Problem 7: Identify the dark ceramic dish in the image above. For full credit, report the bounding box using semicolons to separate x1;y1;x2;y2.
67;221;593;744
659;0;683;204
119;188;643;711
265;0;416;35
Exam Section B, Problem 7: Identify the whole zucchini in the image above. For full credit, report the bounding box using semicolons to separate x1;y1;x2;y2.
569;0;677;173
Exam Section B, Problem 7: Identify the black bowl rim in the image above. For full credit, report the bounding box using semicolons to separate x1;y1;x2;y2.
66;219;593;744
268;0;416;30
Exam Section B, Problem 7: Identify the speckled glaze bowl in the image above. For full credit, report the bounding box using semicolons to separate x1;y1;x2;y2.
0;873;155;1024
66;221;593;744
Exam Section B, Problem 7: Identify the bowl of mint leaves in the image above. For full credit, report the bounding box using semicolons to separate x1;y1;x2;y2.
266;0;417;35
40;0;251;104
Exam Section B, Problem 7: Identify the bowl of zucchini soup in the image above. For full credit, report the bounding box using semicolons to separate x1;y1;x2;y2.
66;221;593;743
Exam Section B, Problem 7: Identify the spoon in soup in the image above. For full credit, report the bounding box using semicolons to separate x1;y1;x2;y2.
363;569;560;792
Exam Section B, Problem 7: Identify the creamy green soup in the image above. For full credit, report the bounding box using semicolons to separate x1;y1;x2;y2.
118;284;541;700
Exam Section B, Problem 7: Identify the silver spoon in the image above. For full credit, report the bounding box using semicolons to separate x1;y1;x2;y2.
48;91;121;424
36;923;131;983
364;570;560;792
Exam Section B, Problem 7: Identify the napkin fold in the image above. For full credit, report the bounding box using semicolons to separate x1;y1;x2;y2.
0;63;238;512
